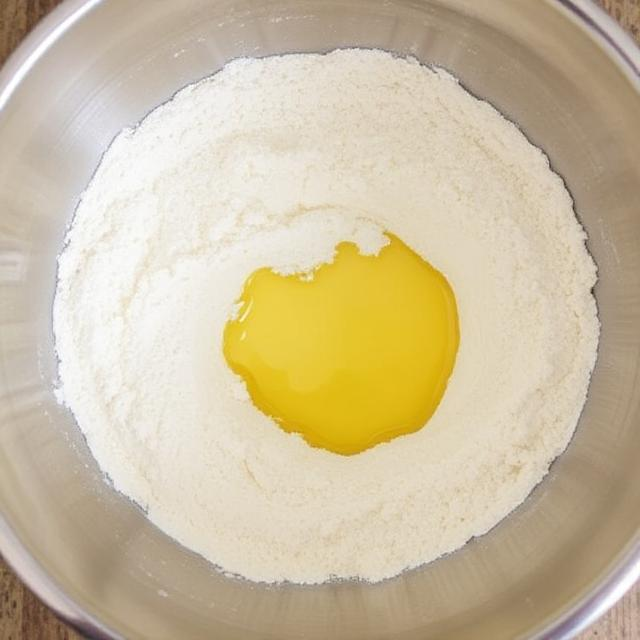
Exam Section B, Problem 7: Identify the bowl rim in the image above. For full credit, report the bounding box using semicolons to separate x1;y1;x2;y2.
0;0;639;638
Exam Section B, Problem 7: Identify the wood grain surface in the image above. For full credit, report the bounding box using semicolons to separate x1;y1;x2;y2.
0;0;638;638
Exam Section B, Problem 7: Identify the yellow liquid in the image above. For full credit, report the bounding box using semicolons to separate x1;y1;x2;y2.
223;233;459;455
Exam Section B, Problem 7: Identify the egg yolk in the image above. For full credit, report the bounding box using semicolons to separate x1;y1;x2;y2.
223;233;459;455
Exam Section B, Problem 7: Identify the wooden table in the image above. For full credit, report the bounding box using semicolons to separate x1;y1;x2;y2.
0;0;639;638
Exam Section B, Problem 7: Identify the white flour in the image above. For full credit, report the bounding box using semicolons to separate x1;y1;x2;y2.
53;49;599;584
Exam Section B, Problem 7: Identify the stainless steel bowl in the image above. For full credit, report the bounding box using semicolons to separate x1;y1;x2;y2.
1;1;639;638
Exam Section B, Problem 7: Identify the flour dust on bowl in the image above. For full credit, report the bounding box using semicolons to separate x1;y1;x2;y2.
0;1;639;639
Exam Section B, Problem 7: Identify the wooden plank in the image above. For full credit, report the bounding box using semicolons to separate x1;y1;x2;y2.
0;0;638;638
1;550;80;639
0;0;59;66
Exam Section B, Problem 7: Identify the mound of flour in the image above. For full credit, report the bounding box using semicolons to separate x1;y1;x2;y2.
53;49;599;584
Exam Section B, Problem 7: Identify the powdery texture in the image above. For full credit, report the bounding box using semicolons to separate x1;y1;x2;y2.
53;49;599;584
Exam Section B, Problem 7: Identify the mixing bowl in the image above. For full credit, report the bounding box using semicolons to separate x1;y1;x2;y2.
1;0;639;638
